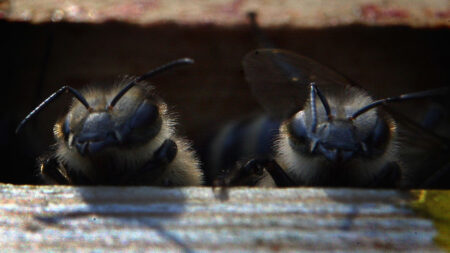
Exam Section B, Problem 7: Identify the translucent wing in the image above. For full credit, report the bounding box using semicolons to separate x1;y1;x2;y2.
242;49;355;118
387;107;450;188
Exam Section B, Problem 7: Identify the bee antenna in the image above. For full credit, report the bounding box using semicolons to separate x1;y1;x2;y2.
313;84;332;120
16;86;91;134
109;58;194;108
310;83;318;133
350;87;450;120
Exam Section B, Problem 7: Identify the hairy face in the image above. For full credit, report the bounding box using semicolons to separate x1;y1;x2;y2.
286;86;393;165
54;82;164;157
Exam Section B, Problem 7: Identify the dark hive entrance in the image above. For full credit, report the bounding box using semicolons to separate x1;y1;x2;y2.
1;21;449;184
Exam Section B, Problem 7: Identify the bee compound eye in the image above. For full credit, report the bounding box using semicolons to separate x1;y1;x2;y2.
288;114;308;147
63;117;71;138
130;102;159;130
371;118;390;150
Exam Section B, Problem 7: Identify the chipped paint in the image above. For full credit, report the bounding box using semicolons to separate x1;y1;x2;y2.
360;4;410;21
411;190;450;251
2;0;450;27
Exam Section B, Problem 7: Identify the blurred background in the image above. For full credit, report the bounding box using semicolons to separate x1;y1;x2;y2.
1;0;449;184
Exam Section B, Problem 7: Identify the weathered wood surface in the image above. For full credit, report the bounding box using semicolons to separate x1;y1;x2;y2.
1;0;449;27
0;184;444;252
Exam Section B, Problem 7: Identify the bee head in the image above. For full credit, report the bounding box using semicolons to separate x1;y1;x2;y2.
16;58;194;157
287;83;392;164
60;88;161;156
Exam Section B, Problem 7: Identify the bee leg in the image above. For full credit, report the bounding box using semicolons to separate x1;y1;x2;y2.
163;178;174;187
213;159;264;187
135;139;178;182
38;155;70;185
420;163;450;189
39;155;94;185
149;139;177;168
367;162;401;188
258;158;297;187
239;158;297;187
233;158;267;186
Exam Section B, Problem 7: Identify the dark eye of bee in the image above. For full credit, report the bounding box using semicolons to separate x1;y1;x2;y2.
287;111;310;153
364;118;390;157
129;101;159;130
62;117;71;141
120;101;161;145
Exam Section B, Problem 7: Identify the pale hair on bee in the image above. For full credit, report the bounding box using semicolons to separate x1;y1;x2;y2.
210;48;448;188
17;58;203;186
206;13;449;189
273;83;399;187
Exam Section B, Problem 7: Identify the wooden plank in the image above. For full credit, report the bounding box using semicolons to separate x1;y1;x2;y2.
0;184;445;252
1;0;449;27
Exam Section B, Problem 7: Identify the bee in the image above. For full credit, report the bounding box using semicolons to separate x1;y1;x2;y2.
16;58;203;186
207;13;449;188
239;48;449;188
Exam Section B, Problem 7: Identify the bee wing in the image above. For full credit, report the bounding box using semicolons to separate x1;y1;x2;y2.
243;49;354;118
387;108;450;188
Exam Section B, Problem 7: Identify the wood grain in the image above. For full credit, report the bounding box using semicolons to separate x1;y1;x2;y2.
0;184;445;252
